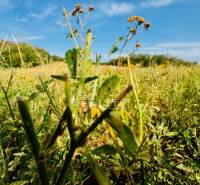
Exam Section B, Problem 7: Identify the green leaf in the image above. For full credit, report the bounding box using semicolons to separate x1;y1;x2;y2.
165;132;178;137
66;29;78;39
109;36;124;55
83;76;98;84
92;144;118;156
0;144;6;179
106;113;139;153
65;48;79;79
96;75;119;103
10;181;28;185
88;155;111;185
29;92;39;101
51;75;67;81
109;46;118;55
176;164;194;173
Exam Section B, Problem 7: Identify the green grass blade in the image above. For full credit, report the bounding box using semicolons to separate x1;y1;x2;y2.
17;97;49;185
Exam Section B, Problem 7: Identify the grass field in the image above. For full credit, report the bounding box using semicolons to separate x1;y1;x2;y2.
0;62;200;185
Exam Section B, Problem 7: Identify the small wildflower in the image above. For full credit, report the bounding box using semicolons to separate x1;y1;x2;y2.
136;16;145;25
135;42;142;48
128;16;138;22
91;105;101;119
88;6;95;12
130;27;137;35
144;22;151;30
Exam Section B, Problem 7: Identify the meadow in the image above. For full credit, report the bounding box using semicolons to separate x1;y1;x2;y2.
0;62;200;185
0;4;200;185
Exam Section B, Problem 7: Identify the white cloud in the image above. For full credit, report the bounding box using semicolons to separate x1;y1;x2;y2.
141;0;177;8
98;1;135;16
139;41;200;61
29;5;57;20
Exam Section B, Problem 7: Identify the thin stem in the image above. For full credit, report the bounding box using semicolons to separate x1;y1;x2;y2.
0;34;8;55
11;34;24;67
63;7;78;49
0;85;15;121
127;54;143;143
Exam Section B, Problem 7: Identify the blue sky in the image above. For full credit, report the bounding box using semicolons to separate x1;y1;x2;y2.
0;0;200;62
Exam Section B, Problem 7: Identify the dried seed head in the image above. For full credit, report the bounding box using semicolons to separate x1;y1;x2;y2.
135;42;142;48
72;4;84;16
143;22;151;30
88;6;95;12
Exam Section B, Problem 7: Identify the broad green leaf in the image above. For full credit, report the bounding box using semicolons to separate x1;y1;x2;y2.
92;144;118;156
96;75;119;103
65;48;79;79
106;113;139;153
88;155;111;185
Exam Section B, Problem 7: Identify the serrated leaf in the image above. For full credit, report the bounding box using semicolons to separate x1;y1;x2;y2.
92;144;118;156
106;113;139;153
88;155;111;185
96;75;119;103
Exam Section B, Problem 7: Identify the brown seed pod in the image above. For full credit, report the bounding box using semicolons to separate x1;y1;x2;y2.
135;42;142;48
88;6;95;12
144;22;151;30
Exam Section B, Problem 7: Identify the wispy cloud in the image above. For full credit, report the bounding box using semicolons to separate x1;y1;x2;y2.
29;5;57;21
0;0;15;10
140;41;200;61
98;1;135;16
141;0;177;8
11;33;45;41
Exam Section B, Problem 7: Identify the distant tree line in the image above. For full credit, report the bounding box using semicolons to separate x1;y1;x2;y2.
0;41;64;68
105;54;197;67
